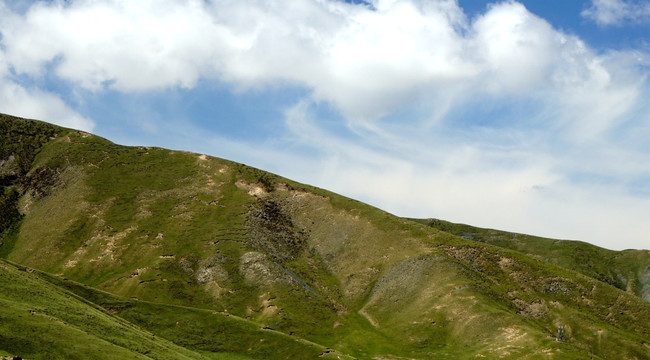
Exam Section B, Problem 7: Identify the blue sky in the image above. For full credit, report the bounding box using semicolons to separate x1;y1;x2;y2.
1;0;649;250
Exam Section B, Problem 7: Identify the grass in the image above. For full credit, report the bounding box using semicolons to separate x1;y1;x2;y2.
37;268;353;360
0;259;211;360
414;218;650;301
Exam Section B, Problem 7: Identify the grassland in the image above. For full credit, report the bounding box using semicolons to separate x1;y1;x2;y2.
1;114;649;359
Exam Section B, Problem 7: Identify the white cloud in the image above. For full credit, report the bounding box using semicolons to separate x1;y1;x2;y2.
1;0;221;91
1;0;642;131
582;0;650;26
0;81;95;131
470;2;558;93
0;0;631;121
0;46;94;131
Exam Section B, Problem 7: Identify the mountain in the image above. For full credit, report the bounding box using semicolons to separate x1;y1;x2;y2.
1;114;649;359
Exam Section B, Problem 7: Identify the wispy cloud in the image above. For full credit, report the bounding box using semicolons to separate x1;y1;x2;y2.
582;0;650;26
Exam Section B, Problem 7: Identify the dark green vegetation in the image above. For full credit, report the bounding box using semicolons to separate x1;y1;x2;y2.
0;114;649;359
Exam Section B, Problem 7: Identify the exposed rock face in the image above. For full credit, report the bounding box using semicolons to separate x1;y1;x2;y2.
239;251;291;286
196;256;229;284
0;155;19;185
21;166;61;200
512;299;548;319
247;198;306;263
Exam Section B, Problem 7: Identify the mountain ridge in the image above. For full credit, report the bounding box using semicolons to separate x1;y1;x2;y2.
413;218;650;302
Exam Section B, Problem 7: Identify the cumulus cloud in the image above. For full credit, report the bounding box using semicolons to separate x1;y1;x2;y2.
1;0;642;125
582;0;650;26
470;2;558;92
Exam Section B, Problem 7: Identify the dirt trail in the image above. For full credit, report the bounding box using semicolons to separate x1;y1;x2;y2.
358;308;378;327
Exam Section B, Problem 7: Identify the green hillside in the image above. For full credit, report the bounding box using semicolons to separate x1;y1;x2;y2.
0;259;211;360
0;258;351;360
415;218;650;302
1;114;649;359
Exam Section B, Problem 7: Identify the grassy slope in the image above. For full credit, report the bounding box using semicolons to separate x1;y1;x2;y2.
1;114;649;359
414;218;650;302
26;265;352;360
0;258;349;360
0;259;210;360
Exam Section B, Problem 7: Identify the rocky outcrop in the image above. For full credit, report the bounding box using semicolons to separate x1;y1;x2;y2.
247;197;307;263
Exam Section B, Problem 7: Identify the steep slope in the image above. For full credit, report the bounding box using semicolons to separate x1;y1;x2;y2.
1;114;650;359
415;218;650;302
